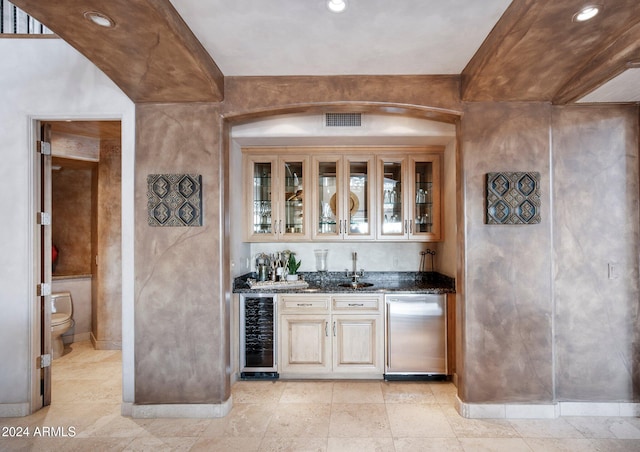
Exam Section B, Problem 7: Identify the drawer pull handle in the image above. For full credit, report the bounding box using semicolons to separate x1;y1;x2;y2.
348;303;364;307
297;303;313;307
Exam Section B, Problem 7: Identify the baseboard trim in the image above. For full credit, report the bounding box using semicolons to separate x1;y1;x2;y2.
456;396;640;419
0;403;30;418
62;332;91;345
90;332;121;350
123;397;233;419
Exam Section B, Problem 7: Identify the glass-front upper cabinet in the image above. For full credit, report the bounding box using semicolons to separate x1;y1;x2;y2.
312;154;374;241
243;151;310;242
379;158;405;238
411;156;440;240
377;152;442;241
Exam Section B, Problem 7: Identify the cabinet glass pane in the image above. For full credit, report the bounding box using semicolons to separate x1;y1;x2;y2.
318;161;338;234
252;162;272;234
414;161;433;233
283;161;304;235
348;161;369;235
382;162;403;234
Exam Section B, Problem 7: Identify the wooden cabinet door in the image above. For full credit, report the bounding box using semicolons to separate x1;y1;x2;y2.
332;314;383;373
377;155;408;240
408;154;442;241
244;154;277;241
377;152;443;242
279;314;331;374
279;156;311;241
312;154;375;241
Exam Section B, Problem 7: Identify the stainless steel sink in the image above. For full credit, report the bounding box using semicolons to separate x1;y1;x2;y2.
338;282;374;289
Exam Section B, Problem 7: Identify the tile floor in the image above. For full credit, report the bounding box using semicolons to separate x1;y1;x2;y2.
2;341;640;451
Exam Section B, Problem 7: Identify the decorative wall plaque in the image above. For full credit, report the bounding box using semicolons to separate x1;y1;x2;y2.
486;172;540;225
147;174;202;227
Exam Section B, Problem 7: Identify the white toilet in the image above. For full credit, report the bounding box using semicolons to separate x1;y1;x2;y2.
51;292;73;359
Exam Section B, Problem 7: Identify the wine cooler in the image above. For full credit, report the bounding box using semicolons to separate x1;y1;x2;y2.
240;294;278;379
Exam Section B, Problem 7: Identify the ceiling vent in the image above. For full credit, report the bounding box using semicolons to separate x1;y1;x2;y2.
325;112;362;127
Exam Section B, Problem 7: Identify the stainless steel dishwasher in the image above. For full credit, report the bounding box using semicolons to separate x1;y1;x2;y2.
385;293;447;378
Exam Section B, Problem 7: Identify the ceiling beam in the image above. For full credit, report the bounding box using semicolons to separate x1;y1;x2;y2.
553;21;640;104
11;0;224;103
462;0;640;103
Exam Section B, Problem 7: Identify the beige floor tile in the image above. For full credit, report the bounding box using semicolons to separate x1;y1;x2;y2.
260;436;328;451
381;381;437;404
526;437;640;451
45;436;135;451
40;401;122;432
280;381;334;403
123;435;199;451
524;437;603;451
509;418;585;439
588;439;640;451
0;436;73;452
10;339;640;452
428;382;458;404
190;436;263;451
265;403;331;437
441;406;520;438
75;413;153;438
386;403;455;438
327;436;395;452
143;418;212;437
231;380;287;404
394;437;464;451
564;416;640;439
332;381;384;404
459;437;534;451
53;361;122;381
329;403;391;438
202;402;276;437
51;376;121;404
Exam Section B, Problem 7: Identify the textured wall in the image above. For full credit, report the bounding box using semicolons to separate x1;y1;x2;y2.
223;75;462;120
51;166;93;276
459;102;554;403
94;140;123;349
459;102;640;405
552;106;640;401
135;103;229;404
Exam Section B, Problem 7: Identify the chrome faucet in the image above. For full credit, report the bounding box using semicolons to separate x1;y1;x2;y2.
345;252;364;286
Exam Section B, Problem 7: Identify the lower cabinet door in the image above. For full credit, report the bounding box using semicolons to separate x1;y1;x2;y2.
280;314;331;374
332;314;383;373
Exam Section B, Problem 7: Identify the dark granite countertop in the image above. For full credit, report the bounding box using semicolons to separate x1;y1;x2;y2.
233;271;455;294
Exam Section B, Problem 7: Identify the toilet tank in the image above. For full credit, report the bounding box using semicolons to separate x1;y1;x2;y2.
51;292;73;316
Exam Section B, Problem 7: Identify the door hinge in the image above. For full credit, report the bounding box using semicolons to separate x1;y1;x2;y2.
37;283;51;297
37;354;51;369
37;212;51;226
37;140;51;155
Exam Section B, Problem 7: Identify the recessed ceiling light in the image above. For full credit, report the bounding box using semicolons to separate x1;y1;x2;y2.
83;11;115;28
327;0;347;13
573;5;601;22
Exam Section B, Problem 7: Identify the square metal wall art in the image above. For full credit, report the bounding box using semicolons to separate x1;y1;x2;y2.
486;172;540;225
147;174;203;227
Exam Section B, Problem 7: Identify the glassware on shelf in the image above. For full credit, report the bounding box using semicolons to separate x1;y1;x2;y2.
314;249;328;272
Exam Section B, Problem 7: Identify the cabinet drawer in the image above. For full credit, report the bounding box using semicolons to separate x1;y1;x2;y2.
280;295;330;313
332;295;382;313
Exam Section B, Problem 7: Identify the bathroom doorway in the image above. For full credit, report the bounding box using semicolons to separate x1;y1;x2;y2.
36;119;122;408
